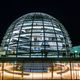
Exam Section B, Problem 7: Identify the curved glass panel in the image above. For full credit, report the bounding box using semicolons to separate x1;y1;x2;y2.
1;12;72;58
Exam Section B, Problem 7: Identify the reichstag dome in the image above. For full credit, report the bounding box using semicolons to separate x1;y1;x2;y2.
1;12;80;80
2;12;71;58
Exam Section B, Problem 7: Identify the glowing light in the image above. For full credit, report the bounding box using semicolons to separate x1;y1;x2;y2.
75;50;78;53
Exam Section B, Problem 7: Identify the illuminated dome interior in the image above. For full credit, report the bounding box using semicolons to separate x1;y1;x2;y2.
2;12;71;58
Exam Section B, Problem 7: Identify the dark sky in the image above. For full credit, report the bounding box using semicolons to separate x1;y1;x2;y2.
0;0;80;46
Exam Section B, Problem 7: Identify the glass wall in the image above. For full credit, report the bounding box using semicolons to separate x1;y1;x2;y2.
0;61;80;80
1;12;71;58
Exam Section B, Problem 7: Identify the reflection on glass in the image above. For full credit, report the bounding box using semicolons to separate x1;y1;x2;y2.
2;12;71;58
0;62;80;80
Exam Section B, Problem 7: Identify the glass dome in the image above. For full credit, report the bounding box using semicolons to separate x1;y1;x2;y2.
2;12;72;58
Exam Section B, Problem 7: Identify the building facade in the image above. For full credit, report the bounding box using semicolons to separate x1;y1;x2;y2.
0;12;79;80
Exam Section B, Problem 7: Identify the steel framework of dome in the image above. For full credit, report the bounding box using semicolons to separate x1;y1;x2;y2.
1;12;80;80
2;12;71;58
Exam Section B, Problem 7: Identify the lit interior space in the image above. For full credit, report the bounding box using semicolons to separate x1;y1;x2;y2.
0;62;80;80
0;12;80;80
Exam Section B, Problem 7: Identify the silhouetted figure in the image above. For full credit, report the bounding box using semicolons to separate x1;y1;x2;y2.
41;49;48;58
62;52;66;57
79;53;80;57
44;50;48;58
70;53;74;58
74;53;75;58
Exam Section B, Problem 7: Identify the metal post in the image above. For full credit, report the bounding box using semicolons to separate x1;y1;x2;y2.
22;62;23;80
51;62;53;79
70;61;72;80
2;62;4;80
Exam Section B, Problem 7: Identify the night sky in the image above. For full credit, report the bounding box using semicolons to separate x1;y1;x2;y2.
0;0;80;46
